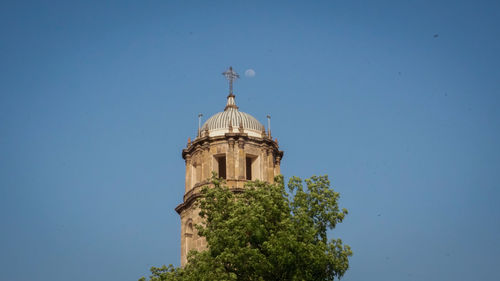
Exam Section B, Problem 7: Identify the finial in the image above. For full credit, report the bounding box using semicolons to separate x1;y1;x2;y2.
266;115;271;138
197;113;203;137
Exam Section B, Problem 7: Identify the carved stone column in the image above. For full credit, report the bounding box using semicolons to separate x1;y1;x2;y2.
185;154;192;192
201;142;210;181
267;148;274;182
237;139;245;180
227;137;235;180
194;148;202;184
274;155;281;176
261;146;267;181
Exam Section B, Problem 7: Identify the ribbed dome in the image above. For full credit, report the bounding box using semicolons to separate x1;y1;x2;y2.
202;109;264;131
201;94;265;137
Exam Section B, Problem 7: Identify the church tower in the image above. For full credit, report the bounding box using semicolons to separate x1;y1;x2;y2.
175;67;284;266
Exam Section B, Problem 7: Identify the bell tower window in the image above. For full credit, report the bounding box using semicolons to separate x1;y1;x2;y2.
246;155;259;180
246;157;252;180
214;155;226;179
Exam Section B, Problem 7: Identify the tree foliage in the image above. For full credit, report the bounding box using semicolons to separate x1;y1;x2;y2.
140;175;352;281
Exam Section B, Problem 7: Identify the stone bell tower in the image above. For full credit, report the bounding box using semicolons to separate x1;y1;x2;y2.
175;67;284;266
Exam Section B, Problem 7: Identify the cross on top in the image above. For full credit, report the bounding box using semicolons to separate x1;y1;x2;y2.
222;66;239;95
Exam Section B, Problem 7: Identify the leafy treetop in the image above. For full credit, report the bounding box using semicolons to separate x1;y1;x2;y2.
140;174;352;281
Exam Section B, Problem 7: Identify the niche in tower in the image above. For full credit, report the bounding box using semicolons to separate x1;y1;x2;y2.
184;219;194;260
213;154;226;179
191;161;201;186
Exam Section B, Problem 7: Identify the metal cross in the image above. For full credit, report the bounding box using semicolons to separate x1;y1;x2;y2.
222;66;239;95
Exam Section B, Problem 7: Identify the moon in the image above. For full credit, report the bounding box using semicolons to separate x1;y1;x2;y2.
245;69;256;78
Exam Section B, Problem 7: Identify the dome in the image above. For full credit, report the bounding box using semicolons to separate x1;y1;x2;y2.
201;94;265;138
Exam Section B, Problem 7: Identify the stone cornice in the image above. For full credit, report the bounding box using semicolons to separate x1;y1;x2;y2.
175;183;247;214
182;133;282;160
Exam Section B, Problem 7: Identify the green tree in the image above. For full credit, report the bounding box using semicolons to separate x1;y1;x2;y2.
140;175;352;281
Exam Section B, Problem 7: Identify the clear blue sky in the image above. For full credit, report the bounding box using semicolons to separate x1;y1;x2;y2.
1;1;499;280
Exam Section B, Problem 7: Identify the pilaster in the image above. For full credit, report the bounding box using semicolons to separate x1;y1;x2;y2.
185;154;192;192
237;139;245;180
227;137;235;180
201;142;210;182
275;155;281;176
267;148;274;183
261;146;267;181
